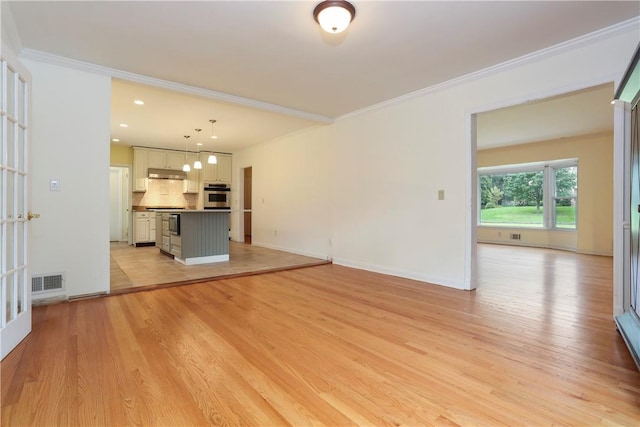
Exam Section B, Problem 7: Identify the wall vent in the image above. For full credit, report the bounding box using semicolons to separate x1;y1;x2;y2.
510;233;522;241
32;273;64;293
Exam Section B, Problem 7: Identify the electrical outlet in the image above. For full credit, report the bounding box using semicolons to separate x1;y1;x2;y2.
50;178;60;191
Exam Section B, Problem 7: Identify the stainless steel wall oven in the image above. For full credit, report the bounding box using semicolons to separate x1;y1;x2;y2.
203;183;231;209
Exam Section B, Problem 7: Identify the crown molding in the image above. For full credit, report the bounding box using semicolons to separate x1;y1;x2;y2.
19;48;333;125
337;17;640;121
1;3;23;54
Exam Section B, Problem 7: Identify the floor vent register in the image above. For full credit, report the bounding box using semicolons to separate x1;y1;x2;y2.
32;273;64;293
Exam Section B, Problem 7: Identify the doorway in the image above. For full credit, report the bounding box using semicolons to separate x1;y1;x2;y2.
109;166;130;242
243;167;252;244
470;82;616;291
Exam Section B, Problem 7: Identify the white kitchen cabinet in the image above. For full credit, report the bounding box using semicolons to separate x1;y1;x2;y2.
132;147;148;192
134;212;156;245
166;152;185;170
148;149;186;170
200;153;232;184
183;153;200;193
157;213;171;252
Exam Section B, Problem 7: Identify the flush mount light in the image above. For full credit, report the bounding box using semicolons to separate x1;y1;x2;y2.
313;0;356;34
134;100;144;105
111;138;120;142
119;123;128;128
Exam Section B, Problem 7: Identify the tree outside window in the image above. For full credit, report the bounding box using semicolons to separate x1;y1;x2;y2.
479;160;577;229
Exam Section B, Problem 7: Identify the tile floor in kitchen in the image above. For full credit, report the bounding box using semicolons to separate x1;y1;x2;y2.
110;241;329;293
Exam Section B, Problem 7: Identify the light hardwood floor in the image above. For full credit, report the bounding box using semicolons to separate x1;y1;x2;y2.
110;241;329;293
3;244;639;425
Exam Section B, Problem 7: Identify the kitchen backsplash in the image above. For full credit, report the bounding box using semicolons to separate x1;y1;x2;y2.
132;179;198;207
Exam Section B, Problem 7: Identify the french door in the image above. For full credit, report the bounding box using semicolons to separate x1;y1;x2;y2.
631;102;640;318
0;45;31;360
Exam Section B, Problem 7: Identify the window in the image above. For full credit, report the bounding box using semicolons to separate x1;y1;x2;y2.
552;166;577;229
478;159;577;230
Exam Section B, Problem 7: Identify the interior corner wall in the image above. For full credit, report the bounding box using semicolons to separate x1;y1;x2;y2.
330;28;638;289
110;143;133;165
477;132;614;255
23;58;111;299
231;125;333;260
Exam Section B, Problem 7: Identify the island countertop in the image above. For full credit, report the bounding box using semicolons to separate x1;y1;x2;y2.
152;209;231;213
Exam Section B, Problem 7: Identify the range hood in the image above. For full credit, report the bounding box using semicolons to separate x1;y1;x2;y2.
147;168;187;180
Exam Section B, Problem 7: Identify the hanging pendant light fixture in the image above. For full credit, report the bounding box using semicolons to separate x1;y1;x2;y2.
313;0;356;34
193;128;203;170
208;119;218;165
182;135;191;172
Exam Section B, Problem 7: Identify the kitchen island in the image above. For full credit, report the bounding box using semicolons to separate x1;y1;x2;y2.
155;210;230;265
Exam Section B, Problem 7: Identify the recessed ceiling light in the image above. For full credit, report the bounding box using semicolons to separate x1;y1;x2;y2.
211;135;218;139
134;100;144;105
112;138;120;142
197;142;203;146
120;123;128;128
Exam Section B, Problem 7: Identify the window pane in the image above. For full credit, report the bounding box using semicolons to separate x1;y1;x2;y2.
18;78;26;125
554;166;577;229
7;119;15;168
6;273;14;323
554;198;576;229
480;170;544;227
6;66;15;118
17;126;26;172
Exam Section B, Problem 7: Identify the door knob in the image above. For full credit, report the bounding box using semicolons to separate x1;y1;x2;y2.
27;212;40;221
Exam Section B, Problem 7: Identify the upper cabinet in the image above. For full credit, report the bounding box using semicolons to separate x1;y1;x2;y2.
132;147;232;194
200;153;232;184
183;153;200;194
132;147;148;192
148;150;185;170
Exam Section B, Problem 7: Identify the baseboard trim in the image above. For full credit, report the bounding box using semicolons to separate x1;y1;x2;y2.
332;257;468;290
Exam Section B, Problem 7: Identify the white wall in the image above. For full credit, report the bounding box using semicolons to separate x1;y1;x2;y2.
24;59;111;299
232;125;332;260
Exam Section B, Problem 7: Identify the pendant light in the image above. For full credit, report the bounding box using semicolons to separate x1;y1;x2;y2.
193;128;203;170
208;119;218;165
182;135;191;172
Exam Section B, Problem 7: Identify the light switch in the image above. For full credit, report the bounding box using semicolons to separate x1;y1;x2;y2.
50;178;60;191
438;189;445;200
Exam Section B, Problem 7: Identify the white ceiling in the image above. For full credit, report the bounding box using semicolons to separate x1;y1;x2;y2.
477;83;615;149
5;1;640;151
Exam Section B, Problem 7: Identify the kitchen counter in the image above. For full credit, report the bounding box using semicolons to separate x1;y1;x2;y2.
132;206;197;212
155;210;230;265
152;209;231;213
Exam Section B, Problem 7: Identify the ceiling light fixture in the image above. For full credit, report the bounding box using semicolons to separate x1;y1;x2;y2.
111;138;120;142
193;128;203;170
313;0;356;34
208;119;218;165
119;123;128;128
182;135;191;172
134;100;144;105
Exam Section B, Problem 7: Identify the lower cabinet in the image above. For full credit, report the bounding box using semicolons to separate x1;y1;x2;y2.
134;212;156;246
157;213;171;253
170;234;182;257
